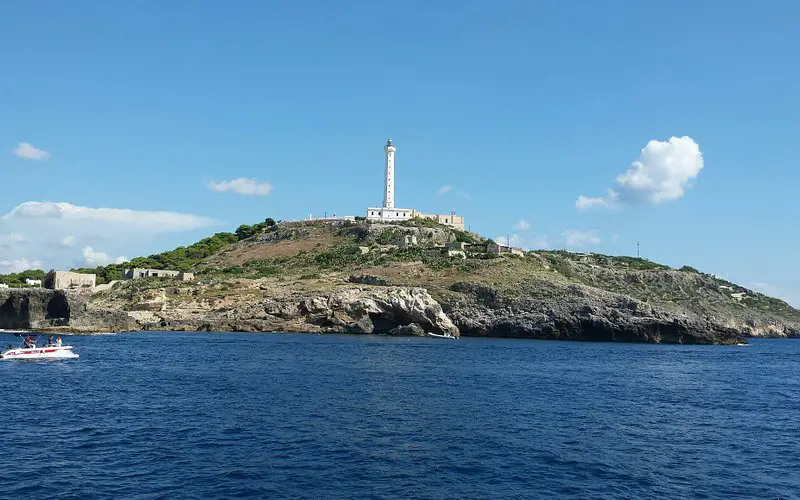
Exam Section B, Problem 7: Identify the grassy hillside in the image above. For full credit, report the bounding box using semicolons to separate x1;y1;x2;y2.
185;219;800;327
4;218;798;330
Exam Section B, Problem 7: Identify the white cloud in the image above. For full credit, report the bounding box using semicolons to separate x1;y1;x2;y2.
81;246;127;266
437;184;471;200
751;282;800;308
751;282;780;297
492;233;550;250
494;233;522;247
0;258;43;274
3;201;216;233
531;235;550;249
513;219;531;230
562;229;601;247
576;190;619;211
0;202;216;273
576;136;703;209
207;178;273;196
59;235;77;248
0;233;26;248
13;142;50;160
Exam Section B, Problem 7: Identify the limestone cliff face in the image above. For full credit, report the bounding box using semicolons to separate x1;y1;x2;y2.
86;276;762;344
92;282;459;337
0;289;136;332
440;281;744;345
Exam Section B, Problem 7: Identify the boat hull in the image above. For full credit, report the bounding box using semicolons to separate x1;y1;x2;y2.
426;333;457;339
1;346;79;360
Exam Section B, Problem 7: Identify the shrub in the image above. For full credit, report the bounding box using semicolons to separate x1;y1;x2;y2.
455;231;477;245
375;229;397;245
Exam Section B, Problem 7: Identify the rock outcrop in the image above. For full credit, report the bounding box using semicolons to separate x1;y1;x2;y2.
92;283;459;337
68;219;800;344
441;281;744;345
0;288;136;333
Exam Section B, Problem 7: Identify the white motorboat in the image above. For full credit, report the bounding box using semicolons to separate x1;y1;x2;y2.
426;332;458;340
1;335;79;360
1;345;79;360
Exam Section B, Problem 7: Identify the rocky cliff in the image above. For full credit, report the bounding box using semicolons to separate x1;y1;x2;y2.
0;288;136;333
91;281;459;337
441;280;742;344
69;219;800;344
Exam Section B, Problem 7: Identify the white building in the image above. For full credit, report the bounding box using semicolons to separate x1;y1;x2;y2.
0;283;8;289
25;278;42;286
366;139;414;222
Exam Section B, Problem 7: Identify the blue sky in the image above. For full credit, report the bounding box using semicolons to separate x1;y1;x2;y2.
1;1;799;304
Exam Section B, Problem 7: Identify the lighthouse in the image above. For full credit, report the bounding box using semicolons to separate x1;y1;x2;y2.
366;138;413;222
384;138;396;209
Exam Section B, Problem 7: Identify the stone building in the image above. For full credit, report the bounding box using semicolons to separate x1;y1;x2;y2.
412;211;465;231
123;268;194;281
44;271;97;290
487;243;524;257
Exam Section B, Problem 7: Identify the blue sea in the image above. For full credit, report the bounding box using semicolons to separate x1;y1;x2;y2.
1;332;798;499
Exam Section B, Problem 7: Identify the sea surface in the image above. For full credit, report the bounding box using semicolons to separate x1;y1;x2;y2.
1;332;798;499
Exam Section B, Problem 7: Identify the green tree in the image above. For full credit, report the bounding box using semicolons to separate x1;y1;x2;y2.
235;224;256;241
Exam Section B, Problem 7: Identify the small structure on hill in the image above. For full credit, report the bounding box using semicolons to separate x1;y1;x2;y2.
447;249;467;259
412;211;465;231
124;268;195;281
365;139;465;229
25;278;42;287
487;243;524;257
0;283;8;289
44;271;96;290
401;235;418;248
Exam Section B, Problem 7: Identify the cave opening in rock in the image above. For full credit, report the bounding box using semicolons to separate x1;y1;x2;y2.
46;293;70;321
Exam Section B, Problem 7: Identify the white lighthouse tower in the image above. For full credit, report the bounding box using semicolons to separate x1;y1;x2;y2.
366;138;413;222
383;138;396;209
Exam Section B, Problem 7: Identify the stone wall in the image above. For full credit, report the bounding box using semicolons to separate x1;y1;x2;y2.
44;271;96;290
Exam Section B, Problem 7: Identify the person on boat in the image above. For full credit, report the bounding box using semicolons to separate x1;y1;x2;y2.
23;335;35;348
47;336;54;347
56;336;63;347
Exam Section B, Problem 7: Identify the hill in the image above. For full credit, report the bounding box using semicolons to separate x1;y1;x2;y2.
85;219;799;344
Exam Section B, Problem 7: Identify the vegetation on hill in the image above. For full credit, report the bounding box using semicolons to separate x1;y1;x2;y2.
3;218;800;334
0;269;46;287
66;218;278;284
71;232;239;284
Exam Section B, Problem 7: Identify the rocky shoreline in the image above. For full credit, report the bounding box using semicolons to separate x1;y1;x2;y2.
3;279;796;346
86;278;758;344
0;288;135;334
